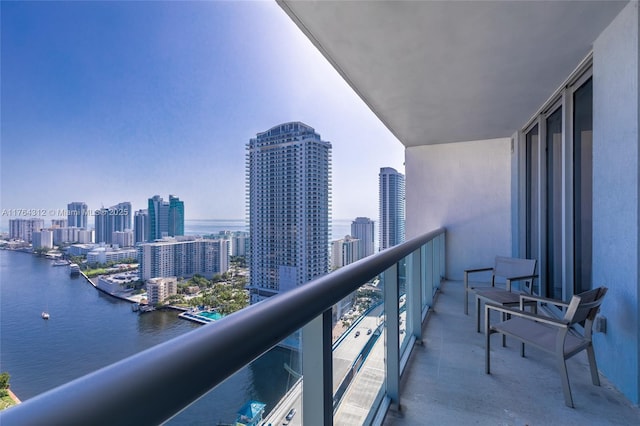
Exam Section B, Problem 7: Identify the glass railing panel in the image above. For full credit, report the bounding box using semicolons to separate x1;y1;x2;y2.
168;344;300;425
332;279;384;426
398;256;410;353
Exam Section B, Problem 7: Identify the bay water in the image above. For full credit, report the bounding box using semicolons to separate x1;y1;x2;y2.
0;219;354;423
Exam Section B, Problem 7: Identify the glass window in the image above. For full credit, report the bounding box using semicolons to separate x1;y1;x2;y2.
573;77;593;294
525;125;540;294
546;107;563;300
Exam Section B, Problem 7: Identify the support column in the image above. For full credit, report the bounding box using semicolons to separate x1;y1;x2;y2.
384;262;400;409
302;309;333;426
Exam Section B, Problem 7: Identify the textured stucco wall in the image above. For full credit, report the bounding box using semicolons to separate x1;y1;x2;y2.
592;0;640;405
405;138;512;280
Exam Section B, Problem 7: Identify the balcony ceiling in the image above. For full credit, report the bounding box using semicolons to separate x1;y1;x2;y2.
278;1;628;146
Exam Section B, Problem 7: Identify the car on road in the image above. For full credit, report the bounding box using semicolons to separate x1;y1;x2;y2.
367;328;372;335
355;331;360;337
285;408;296;421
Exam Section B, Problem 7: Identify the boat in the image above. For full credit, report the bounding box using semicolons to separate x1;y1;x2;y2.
52;260;69;267
69;263;80;276
41;311;50;320
138;305;156;314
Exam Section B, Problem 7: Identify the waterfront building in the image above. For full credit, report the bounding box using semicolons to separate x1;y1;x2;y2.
351;217;375;258
94;202;132;244
146;277;178;305
67;243;97;257
87;246;137;265
32;230;53;249
247;122;331;304
112;231;134;248
330;235;361;270
67;202;88;229
97;272;139;296
148;195;184;241
134;209;149;244
137;237;229;281
379;167;405;250
9;218;45;243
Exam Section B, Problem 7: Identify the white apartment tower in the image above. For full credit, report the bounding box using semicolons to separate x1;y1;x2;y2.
379;167;405;250
247;122;331;304
331;236;361;270
351;217;375;259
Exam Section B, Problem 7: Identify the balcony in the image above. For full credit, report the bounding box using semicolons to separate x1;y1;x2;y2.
383;280;640;425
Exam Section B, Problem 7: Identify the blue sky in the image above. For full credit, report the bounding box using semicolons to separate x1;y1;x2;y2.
0;1;404;230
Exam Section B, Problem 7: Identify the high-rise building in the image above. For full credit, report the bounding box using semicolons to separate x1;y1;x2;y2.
351;217;375;258
331;235;361;270
112;231;134;248
137;238;229;281
247;122;331;304
67;202;88;229
134;209;149;244
168;195;184;237
9;218;45;242
379;167;405;250
51;219;67;228
94;202;132;244
32;230;53;249
148;195;184;241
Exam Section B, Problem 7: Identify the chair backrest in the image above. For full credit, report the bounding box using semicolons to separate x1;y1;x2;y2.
493;256;537;278
493;257;537;292
564;286;608;325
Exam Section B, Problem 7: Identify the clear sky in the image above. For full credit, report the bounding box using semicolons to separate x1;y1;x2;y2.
0;1;404;230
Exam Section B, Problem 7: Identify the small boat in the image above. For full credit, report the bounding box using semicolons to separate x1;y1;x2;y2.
52;260;69;267
41;311;50;320
69;263;80;276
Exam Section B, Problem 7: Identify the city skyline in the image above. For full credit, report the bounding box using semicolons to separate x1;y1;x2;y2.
0;1;404;232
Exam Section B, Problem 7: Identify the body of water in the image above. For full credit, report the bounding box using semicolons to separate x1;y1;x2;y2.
0;249;298;424
184;218;355;241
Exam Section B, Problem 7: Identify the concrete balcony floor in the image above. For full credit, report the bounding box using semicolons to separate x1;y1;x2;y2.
383;281;640;426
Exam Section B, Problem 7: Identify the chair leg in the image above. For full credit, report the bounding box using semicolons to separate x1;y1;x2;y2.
464;273;469;315
501;312;507;347
558;357;575;408
476;297;482;333
586;345;601;386
485;311;491;374
520;342;525;357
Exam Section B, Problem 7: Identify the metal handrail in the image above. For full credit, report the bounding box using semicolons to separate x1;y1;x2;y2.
0;228;445;426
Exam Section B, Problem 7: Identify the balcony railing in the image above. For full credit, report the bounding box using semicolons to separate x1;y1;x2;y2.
0;228;445;426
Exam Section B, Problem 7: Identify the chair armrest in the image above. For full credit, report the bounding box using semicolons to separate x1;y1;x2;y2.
464;267;494;290
504;273;538;281
519;294;569;309
504;274;538;291
485;302;570;328
464;267;493;274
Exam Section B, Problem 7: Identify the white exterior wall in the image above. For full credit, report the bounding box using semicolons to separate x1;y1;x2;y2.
405;137;512;280
592;0;640;404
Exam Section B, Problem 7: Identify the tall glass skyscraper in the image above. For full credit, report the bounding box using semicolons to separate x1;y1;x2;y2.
379;167;405;251
94;202;132;244
134;209;149;244
247;122;331;304
351;217;375;259
148;195;184;241
67;202;88;229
